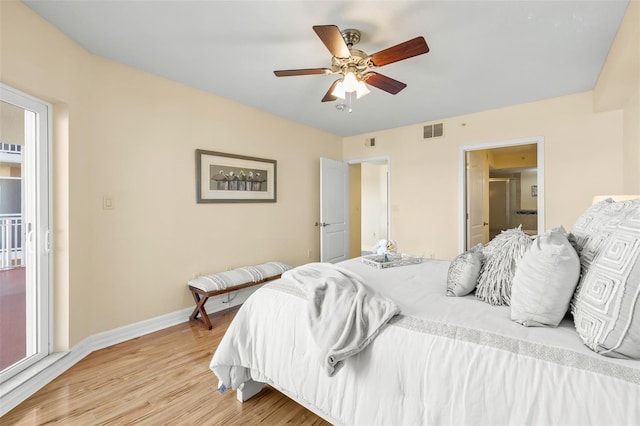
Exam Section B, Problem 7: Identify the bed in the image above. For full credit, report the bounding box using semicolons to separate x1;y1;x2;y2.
210;254;640;425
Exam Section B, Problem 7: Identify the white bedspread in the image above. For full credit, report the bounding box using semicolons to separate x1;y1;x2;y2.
210;258;640;425
282;262;400;376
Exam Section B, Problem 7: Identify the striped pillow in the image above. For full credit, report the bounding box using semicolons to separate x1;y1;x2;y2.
188;261;291;292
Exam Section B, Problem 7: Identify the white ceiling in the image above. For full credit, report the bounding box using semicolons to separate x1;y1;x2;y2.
23;0;629;137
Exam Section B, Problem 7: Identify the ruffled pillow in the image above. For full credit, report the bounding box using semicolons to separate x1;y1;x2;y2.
446;244;484;297
476;226;532;306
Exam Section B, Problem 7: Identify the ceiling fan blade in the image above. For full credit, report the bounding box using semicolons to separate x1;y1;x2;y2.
321;80;341;102
313;25;350;58
369;36;429;67
274;68;332;77
363;72;407;95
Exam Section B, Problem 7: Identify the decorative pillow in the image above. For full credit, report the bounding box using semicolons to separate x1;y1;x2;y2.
250;261;292;280
510;226;580;327
188;261;291;292
570;197;614;258
446;243;484;297
571;199;640;312
476;226;532;306
572;202;640;359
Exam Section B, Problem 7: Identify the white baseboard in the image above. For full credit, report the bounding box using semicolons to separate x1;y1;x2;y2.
0;285;260;417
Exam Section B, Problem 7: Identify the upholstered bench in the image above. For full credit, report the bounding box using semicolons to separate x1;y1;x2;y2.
187;261;291;329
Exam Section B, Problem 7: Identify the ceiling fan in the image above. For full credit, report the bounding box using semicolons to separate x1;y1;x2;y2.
274;25;429;103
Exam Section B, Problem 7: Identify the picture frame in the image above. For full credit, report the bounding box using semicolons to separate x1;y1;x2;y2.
195;149;277;203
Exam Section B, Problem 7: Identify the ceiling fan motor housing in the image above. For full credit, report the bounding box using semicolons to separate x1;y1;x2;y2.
332;49;372;74
341;29;361;47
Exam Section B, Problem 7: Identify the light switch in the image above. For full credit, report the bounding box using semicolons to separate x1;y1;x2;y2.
103;196;114;210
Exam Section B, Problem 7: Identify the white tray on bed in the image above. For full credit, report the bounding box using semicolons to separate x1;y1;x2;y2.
361;253;424;269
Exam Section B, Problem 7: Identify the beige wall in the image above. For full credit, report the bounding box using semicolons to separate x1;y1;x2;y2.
1;0;637;347
594;0;640;193
346;2;639;260
624;91;640;193
1;1;341;347
344;92;624;260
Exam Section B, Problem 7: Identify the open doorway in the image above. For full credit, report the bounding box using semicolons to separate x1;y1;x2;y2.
490;166;538;239
459;138;544;252
348;159;389;258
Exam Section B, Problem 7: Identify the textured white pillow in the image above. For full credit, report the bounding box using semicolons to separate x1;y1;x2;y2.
446;244;484;297
573;200;640;359
570;199;640;312
510;226;580;327
476;226;532;306
570;197;613;258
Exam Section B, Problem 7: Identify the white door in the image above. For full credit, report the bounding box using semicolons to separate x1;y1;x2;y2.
466;151;488;248
320;158;349;263
0;84;51;383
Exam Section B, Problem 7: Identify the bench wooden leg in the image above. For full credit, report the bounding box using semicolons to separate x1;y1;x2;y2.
189;290;213;330
188;274;282;330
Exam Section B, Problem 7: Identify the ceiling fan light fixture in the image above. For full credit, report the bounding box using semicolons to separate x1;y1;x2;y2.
343;70;359;92
331;81;346;99
356;80;371;99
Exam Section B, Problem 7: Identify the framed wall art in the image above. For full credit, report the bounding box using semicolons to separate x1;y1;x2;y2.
196;149;277;203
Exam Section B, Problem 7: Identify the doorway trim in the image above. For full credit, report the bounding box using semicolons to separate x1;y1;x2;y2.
458;136;545;253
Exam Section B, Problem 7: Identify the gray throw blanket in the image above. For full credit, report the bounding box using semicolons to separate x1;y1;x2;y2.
282;262;400;376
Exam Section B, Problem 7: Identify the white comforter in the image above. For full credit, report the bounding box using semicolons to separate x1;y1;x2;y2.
211;258;640;425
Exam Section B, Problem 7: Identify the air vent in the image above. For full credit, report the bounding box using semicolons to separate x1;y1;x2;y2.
365;137;376;147
423;123;444;139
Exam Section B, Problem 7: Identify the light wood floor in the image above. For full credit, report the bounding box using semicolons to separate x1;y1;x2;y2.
2;307;331;425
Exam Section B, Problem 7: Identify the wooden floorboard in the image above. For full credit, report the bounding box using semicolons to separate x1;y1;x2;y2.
2;307;331;425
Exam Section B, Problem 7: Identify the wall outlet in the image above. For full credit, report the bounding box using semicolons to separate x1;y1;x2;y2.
307;249;313;259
